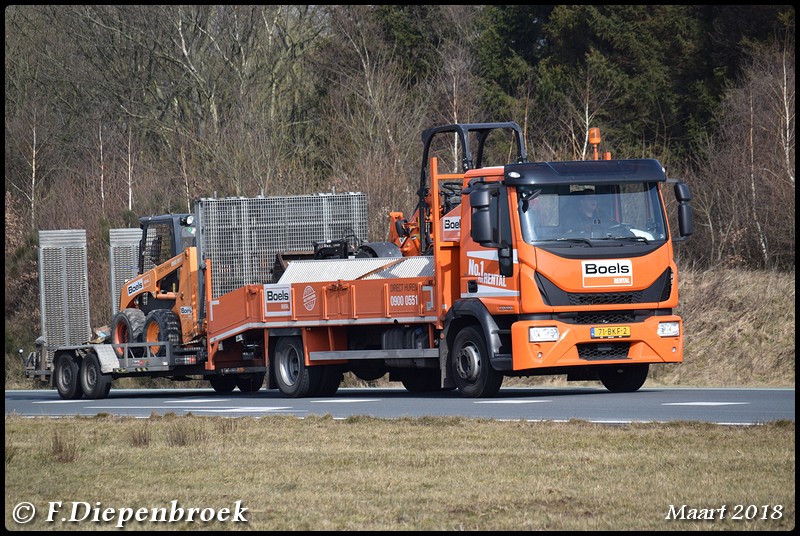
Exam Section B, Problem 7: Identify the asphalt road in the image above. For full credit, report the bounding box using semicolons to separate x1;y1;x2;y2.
5;386;794;425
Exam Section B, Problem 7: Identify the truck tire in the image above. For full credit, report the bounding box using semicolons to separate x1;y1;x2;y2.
210;376;237;393
80;352;112;400
236;373;265;393
316;366;343;396
599;364;649;393
54;353;83;400
273;336;320;398
450;326;503;398
111;308;146;358
143;309;181;357
400;369;441;393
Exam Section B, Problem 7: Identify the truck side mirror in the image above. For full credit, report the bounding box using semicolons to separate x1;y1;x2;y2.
470;187;493;245
674;182;693;239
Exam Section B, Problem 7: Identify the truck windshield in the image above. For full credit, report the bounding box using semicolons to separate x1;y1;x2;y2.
517;183;667;245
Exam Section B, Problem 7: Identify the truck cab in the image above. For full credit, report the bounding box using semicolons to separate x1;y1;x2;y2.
420;128;694;396
391;122;693;396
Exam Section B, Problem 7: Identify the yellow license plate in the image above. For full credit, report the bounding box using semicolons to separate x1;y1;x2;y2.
590;326;631;339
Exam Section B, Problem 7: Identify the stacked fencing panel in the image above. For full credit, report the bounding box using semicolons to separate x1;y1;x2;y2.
109;228;142;315
38;230;91;364
197;193;368;299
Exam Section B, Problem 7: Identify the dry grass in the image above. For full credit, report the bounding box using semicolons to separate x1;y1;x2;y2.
4;415;795;530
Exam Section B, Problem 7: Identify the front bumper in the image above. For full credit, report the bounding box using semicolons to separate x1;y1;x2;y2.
510;315;683;371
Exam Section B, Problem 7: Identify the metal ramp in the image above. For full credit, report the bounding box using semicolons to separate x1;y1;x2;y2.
38;230;91;364
277;256;434;285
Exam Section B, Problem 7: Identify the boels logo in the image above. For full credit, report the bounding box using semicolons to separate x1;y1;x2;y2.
443;217;460;230
266;289;289;302
581;260;633;288
263;284;292;317
441;216;461;241
126;278;144;296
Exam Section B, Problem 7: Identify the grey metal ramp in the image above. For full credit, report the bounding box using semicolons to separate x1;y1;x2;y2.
109;228;141;314
38;230;91;364
277;256;434;284
362;256;434;279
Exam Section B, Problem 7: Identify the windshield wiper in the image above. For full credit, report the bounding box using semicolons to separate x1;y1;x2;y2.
554;237;594;247
596;236;651;244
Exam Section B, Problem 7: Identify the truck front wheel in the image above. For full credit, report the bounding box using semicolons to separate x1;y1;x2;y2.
273;336;319;398
599;364;649;393
54;353;83;400
80;352;112;399
450;326;503;398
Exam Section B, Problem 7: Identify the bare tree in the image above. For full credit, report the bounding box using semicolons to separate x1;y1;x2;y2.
691;40;795;269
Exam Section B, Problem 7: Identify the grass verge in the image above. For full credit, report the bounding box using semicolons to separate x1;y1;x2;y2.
5;415;795;531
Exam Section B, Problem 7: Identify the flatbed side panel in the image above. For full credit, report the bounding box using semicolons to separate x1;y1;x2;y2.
276;277;436;323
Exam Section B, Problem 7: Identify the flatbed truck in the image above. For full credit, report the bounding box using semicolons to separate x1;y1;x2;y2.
25;122;692;399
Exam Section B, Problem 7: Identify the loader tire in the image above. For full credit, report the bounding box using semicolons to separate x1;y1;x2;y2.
54;353;83;400
143;309;181;357
273;336;320;398
80;351;112;400
111;308;145;358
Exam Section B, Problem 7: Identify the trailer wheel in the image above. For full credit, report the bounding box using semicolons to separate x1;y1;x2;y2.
111;308;145;358
450;326;503;398
143;309;181;357
236;373;265;393
273;336;320;398
54;353;83;400
599;364;649;393
209;376;237;393
80;352;112;400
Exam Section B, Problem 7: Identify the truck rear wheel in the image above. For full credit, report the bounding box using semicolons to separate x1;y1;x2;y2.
599;364;649;393
210;376;237;393
54;353;83;400
80;352;112;399
111;308;145;358
273;336;320;398
316;366;343;396
236;373;265;393
450;326;503;398
143;309;181;357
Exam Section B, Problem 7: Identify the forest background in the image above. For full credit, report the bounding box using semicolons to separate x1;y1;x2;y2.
4;6;795;384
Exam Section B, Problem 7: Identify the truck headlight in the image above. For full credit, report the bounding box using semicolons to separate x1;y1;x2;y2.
529;327;559;342
657;322;680;337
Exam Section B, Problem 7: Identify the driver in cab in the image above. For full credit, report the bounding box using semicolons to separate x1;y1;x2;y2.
565;189;602;235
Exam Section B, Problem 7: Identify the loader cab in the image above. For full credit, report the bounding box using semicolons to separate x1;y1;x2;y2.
139;214;196;273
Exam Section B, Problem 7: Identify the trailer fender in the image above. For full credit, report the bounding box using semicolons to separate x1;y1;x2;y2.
92;344;122;374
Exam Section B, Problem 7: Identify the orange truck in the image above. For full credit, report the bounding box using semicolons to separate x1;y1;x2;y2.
26;121;692;400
